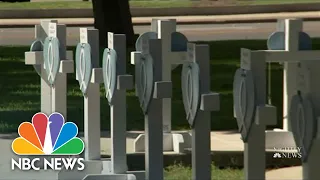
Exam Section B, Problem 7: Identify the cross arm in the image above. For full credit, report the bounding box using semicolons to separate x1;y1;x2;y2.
153;81;172;99
170;51;187;65
90;68;104;84
255;105;277;126
261;50;320;63
117;74;133;90
25;51;43;65
131;51;141;65
59;60;74;73
200;92;220;111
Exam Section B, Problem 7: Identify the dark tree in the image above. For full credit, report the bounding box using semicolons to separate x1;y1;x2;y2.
92;0;135;48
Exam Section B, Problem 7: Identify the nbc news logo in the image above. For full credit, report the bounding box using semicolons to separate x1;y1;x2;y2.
273;147;302;159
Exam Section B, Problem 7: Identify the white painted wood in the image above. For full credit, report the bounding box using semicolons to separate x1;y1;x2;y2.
283;19;302;131
200;93;220;111
133;19;191;153
299;59;320;180
36;20;57;116
241;49;267;180
108;33;128;174
27;20;71;118
255;105;277;126
59;60;74;73
262;51;320;62
25;52;43;65
50;23;69;118
91;68;104;84
188;43;216;180
80;28;101;161
156;20;177;133
145;39;165;180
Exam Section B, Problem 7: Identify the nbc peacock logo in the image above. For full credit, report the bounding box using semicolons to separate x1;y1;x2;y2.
11;112;85;171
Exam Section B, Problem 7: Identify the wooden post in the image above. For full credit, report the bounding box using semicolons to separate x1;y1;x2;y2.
108;33;128;174
282;19;302;131
79;28;102;161
241;49;267;180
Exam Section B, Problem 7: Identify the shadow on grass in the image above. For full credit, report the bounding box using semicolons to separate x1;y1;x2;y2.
2;39;319;133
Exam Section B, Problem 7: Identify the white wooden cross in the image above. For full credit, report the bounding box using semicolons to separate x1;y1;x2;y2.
239;48;277;180
58;28;105;180
239;18;320;178
134;19;190;154
78;28;103;161
294;56;320;180
25;20;73;117
151;19;186;133
261;19;320;132
186;43;220;180
275;19;309;131
100;32;144;180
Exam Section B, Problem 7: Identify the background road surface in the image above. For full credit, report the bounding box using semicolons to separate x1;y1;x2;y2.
1;21;320;46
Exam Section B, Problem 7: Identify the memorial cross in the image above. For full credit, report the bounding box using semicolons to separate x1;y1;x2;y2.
25;20;73;117
289;51;320;180
134;19;190;154
183;43;220;180
151;19;186;133
78;28;103;161
238;49;277;180
131;39;172;180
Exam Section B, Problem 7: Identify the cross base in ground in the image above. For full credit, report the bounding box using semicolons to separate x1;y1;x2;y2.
265;129;296;149
133;132;191;153
58;160;145;180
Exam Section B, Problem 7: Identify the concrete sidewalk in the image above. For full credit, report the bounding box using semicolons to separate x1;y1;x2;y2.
1;11;320;28
266;166;302;180
0;131;302;180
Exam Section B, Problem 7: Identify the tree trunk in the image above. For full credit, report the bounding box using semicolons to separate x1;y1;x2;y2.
92;0;135;48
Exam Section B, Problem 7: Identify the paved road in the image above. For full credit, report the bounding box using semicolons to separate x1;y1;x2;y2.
1;21;320;46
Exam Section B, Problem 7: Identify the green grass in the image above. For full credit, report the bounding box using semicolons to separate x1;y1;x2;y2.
238;0;320;5
0;39;302;133
0;1;193;9
0;0;319;9
164;164;243;180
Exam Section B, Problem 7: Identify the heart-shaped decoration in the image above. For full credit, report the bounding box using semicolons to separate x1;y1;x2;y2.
233;68;256;142
29;39;43;76
135;54;154;114
135;32;158;53
171;32;188;70
102;48;118;104
75;43;93;95
289;94;316;162
267;31;312;50
43;37;60;86
181;62;200;127
171;32;188;52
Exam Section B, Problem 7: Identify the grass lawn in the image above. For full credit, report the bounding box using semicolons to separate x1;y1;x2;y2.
0;0;319;9
0;39;298;133
164;164;243;180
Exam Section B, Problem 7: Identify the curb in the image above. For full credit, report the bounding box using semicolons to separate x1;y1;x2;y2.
1;3;320;19
1;17;320;28
101;151;301;171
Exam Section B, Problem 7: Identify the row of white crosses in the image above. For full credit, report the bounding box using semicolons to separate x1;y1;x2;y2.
131;21;220;180
25;20;143;180
133;19;192;154
59;28;144;180
237;18;320;180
